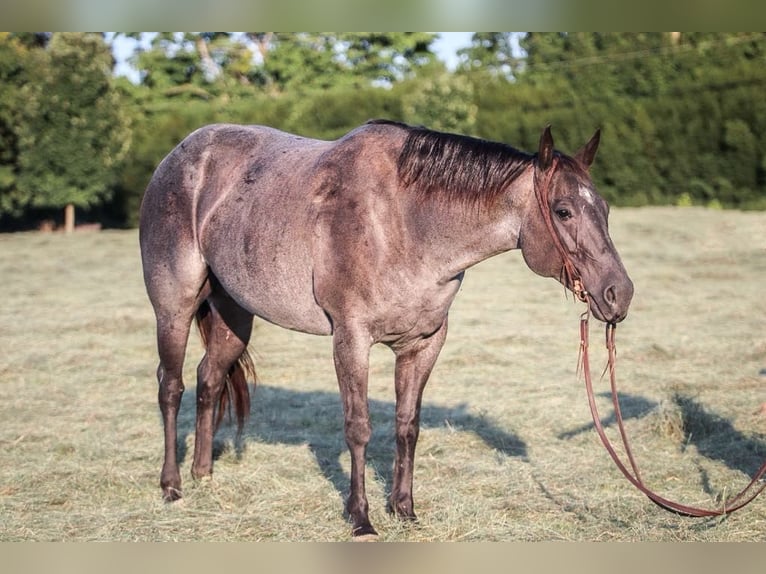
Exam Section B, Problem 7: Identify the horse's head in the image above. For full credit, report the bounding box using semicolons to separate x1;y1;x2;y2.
519;127;634;323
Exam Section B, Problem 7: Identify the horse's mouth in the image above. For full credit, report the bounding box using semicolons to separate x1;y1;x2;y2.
573;271;633;324
563;277;624;323
593;306;627;324
587;291;630;324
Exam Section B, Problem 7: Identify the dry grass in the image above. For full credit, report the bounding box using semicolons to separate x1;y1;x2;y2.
0;207;764;541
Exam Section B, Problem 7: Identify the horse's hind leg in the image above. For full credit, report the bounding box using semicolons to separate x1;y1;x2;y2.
143;254;209;502
153;301;200;502
191;286;254;481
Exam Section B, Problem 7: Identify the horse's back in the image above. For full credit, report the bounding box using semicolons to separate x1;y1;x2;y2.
140;121;409;335
144;121;404;220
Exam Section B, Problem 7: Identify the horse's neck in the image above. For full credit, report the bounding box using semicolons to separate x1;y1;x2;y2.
406;178;532;280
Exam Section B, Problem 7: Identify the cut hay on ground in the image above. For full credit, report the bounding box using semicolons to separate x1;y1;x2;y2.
0;207;764;540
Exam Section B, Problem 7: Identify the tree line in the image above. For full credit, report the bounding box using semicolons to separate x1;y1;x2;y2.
1;32;765;231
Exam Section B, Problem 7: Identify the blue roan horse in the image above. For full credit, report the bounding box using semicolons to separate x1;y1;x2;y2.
139;119;633;537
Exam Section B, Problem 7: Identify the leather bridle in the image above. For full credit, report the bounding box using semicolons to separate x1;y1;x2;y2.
535;158;766;517
534;156;588;304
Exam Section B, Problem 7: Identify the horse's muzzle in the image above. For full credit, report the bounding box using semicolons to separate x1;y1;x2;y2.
589;278;634;324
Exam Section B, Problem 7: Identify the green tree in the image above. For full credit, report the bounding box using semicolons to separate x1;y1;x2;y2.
126;32;258;94
457;32;521;78
0;34;27;218
401;71;477;134
96;31;766;228
256;33;439;92
15;33;131;231
258;33;343;92
494;32;766;208
338;32;438;85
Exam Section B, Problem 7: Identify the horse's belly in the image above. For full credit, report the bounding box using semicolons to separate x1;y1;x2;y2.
199;189;332;335
215;265;332;335
242;287;332;336
202;223;331;336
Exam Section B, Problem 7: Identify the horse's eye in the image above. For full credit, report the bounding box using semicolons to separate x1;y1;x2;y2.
555;208;572;221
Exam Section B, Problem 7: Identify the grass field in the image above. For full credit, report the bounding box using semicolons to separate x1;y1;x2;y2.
0;206;764;541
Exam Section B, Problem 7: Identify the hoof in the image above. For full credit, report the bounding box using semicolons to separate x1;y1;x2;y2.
351;524;379;540
162;486;183;503
353;532;379;542
191;465;213;481
388;503;418;523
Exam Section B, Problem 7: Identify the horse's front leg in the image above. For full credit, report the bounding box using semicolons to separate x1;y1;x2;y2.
389;318;449;520
332;326;376;538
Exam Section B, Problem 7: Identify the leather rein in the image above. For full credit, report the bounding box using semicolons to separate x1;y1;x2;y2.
535;157;766;517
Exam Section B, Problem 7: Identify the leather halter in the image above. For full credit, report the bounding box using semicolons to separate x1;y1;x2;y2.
534;157;766;517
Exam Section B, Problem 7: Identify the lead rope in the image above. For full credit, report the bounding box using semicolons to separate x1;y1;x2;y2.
580;308;766;516
534;158;766;516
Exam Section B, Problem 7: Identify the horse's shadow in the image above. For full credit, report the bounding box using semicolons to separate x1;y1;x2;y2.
558;391;766;481
176;384;528;500
176;386;764;504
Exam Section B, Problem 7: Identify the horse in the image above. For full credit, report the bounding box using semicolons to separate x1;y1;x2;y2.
139;119;634;538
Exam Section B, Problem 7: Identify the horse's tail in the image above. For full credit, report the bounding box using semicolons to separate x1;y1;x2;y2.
195;300;256;436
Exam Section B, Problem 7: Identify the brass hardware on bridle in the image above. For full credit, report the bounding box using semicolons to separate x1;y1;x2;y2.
572;278;588;303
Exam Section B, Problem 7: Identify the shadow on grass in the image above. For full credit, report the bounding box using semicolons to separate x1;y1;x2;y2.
177;384;527;502
673;394;766;480
558;391;766;485
550;392;765;525
557;391;658;440
176;386;763;517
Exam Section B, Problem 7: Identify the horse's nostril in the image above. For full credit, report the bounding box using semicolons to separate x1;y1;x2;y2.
604;285;617;307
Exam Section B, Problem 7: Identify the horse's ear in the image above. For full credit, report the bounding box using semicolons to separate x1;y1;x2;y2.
574;129;601;170
537;125;554;172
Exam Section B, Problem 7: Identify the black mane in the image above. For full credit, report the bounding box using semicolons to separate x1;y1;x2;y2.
376;120;533;206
